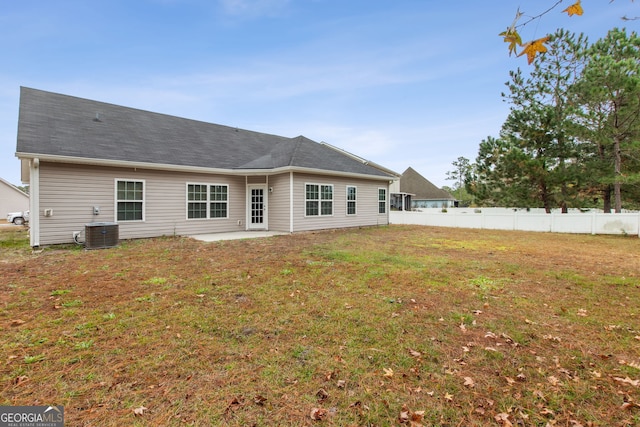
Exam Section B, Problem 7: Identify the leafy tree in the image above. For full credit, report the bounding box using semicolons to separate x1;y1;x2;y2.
572;28;640;212
445;157;474;206
470;30;589;211
468;135;543;208
445;157;471;191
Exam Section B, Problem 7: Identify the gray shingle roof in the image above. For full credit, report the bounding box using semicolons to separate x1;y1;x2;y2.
399;167;455;200
16;87;393;178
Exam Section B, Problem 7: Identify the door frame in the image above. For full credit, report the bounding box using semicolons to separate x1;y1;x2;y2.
246;184;268;230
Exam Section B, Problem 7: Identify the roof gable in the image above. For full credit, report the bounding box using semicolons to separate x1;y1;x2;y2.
400;167;455;200
16;87;393;179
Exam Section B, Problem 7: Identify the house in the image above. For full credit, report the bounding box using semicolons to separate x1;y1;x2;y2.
390;167;456;210
15;87;398;247
0;176;29;220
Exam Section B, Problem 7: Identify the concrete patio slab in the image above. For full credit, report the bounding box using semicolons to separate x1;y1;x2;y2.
188;230;289;242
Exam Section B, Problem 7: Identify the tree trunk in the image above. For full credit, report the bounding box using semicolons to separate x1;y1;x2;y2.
614;135;622;213
603;185;612;213
540;181;551;214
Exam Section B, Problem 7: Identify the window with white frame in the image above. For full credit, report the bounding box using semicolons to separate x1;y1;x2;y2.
378;188;387;214
187;183;229;219
306;183;333;216
346;186;357;215
116;180;144;221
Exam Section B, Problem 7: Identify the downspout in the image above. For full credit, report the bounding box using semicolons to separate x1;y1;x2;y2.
289;171;294;233
29;158;40;247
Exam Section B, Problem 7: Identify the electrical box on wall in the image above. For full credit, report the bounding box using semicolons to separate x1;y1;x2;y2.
44;209;53;217
93;206;100;215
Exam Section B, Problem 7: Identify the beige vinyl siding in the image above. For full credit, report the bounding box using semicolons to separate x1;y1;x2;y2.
37;163;247;245
266;173;291;232
292;173;389;232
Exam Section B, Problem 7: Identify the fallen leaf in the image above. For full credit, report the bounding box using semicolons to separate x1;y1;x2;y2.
398;408;410;423
540;407;555;416
463;377;475;388
336;379;346;388
398;405;425;426
316;388;329;402
225;396;244;413
383;367;394;378
621;400;640;410
133;406;147;416
10;319;26;327
13;375;29;386
495;412;513;427
253;395;267;406
408;349;422;358
444;392;453;402
310;407;328;421
613;376;639;387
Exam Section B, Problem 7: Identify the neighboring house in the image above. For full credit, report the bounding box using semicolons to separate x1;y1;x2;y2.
390;167;456;210
15;87;398;247
0;177;29;219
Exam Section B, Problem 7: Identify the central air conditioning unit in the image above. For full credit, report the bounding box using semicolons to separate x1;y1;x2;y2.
85;222;119;249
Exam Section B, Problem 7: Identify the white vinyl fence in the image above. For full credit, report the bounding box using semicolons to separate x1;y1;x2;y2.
390;208;640;236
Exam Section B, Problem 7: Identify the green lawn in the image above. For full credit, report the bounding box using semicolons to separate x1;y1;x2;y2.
1;225;639;426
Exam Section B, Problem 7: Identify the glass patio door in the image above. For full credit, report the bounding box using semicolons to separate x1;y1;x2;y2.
248;185;267;229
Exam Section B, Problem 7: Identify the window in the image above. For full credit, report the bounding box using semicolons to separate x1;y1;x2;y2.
306;184;333;216
378;188;387;214
210;185;228;218
116;180;144;221
187;184;229;219
187;184;207;219
346;186;357;215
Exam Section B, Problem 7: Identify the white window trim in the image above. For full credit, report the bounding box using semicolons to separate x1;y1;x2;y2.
346;185;357;216
186;183;230;220
378;187;387;214
305;183;334;217
115;179;146;222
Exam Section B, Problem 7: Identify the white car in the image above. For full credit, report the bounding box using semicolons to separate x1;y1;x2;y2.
6;210;29;225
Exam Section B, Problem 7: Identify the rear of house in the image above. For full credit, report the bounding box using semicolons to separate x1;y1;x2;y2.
15;87;397;246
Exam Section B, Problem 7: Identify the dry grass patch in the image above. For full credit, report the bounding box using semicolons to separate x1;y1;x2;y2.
1;225;639;426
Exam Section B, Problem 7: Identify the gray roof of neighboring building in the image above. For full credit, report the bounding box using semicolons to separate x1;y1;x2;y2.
399;167;455;200
16;87;394;178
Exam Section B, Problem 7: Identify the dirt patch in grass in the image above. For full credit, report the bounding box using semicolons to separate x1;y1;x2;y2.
1;225;639;426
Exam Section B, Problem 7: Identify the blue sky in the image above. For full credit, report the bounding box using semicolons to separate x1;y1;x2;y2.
1;0;637;188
